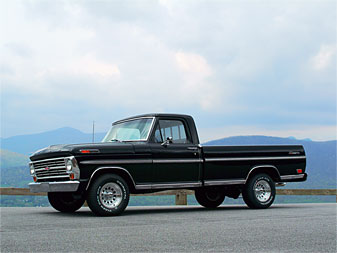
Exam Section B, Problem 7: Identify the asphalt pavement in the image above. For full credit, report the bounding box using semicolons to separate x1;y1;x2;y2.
1;203;336;252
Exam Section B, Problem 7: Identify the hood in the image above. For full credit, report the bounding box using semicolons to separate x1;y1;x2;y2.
30;142;135;161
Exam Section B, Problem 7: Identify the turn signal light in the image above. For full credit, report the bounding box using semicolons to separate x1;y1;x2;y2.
79;149;100;154
297;169;303;174
69;173;75;180
33;176;37;182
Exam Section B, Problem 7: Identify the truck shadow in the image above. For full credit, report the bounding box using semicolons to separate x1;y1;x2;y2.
38;204;307;217
122;204;308;216
123;205;250;216
37;205;249;217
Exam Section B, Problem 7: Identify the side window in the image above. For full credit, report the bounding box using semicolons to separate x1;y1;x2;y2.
156;120;190;144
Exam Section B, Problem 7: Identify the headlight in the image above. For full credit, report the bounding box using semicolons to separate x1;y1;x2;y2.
65;156;80;179
29;163;35;175
66;160;73;171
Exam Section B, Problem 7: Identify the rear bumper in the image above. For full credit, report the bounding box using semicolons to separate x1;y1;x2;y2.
280;173;307;182
29;181;80;193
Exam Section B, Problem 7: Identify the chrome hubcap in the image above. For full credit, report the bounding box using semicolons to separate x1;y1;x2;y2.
254;179;271;202
99;183;123;208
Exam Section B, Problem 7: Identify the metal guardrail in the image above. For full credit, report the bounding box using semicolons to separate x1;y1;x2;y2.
1;187;336;205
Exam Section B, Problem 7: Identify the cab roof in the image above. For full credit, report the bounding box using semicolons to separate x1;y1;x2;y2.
114;113;193;124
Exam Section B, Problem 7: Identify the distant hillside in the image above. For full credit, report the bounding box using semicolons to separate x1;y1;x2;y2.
1;127;106;155
0;150;29;188
205;136;336;189
0;149;29;168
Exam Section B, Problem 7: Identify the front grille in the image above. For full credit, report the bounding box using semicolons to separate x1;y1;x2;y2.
32;157;69;181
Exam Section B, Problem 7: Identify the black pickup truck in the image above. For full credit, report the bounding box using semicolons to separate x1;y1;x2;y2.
29;113;307;216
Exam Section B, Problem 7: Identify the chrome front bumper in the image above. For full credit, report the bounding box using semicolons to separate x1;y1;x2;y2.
29;181;80;193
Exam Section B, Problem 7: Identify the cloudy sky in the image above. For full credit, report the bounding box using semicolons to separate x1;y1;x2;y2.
1;0;336;142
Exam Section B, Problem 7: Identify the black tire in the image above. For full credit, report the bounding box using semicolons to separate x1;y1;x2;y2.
195;187;225;208
86;174;129;216
242;173;275;209
48;192;85;213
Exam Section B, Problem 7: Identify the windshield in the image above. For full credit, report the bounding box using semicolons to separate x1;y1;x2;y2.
102;117;154;142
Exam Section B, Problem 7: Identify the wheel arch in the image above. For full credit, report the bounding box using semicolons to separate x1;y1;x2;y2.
245;165;281;183
86;167;136;193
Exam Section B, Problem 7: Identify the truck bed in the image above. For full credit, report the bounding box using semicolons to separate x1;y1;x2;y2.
202;145;306;184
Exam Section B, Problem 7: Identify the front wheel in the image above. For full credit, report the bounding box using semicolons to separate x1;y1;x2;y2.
195;187;225;208
48;192;85;213
242;173;275;209
86;174;129;216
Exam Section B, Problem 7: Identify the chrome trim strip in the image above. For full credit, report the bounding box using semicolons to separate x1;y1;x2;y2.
135;182;202;190
36;175;69;180
204;179;246;186
205;156;306;162
86;167;137;190
134;184;152;190
153;159;202;164
35;166;65;171
145;117;156;141
187;146;198;151
81;158;203;165
30;156;71;165
152;182;202;189
80;159;152;165
29;181;80;193
280;174;306;180
246;165;281;181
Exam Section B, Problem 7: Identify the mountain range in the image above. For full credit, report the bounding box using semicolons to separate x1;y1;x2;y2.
1;127;106;155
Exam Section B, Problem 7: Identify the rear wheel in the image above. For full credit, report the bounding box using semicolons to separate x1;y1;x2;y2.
243;173;275;209
48;192;85;213
87;174;129;216
195;187;225;208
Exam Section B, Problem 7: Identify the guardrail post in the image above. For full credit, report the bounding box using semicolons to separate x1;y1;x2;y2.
175;191;187;205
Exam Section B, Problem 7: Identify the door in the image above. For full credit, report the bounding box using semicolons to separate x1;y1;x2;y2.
148;118;202;188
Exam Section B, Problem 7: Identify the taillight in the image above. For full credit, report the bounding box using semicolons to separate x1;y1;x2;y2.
297;169;303;174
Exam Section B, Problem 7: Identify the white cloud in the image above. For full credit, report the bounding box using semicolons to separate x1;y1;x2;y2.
175;51;212;77
70;54;121;78
310;44;336;71
174;51;222;110
35;54;121;80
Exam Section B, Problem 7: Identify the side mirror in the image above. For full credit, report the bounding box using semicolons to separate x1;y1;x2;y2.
161;137;173;146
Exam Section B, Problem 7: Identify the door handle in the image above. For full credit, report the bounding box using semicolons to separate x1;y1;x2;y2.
187;147;198;151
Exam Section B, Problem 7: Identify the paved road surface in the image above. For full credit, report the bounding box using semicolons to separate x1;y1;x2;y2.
1;203;336;252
